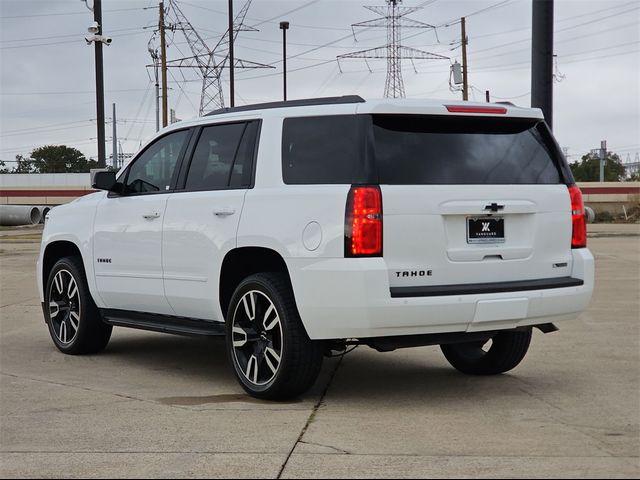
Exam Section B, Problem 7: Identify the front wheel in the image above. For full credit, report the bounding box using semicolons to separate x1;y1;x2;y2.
45;256;112;355
225;272;323;400
440;328;532;375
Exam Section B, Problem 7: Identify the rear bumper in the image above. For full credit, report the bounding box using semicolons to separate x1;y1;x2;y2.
390;277;583;298
287;248;594;340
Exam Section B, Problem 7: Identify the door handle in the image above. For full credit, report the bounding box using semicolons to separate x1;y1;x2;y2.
142;212;161;219
213;207;236;217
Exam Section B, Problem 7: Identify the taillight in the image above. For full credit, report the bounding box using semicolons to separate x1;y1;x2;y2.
568;185;587;248
345;186;382;257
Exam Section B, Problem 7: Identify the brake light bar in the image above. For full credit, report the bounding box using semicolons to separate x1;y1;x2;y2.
445;105;507;114
345;186;383;257
568;185;587;248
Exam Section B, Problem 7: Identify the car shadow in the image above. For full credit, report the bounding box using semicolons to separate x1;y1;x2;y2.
101;332;233;384
96;333;530;404
324;346;530;404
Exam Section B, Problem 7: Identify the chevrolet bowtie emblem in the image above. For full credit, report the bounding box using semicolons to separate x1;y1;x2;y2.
484;203;505;212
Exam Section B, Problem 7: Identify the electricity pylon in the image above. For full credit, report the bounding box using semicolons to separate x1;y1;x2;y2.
337;0;448;98
153;0;273;115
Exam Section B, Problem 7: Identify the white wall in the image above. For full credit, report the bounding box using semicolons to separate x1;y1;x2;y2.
0;173;91;187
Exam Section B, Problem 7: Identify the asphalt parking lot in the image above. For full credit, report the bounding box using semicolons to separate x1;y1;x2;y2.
0;224;638;478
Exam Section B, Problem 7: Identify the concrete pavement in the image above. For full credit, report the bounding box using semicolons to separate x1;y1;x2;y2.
0;228;638;478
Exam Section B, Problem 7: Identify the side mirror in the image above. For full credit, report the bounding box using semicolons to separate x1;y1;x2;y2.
92;171;118;191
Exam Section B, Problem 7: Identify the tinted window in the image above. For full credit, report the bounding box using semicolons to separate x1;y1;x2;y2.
372;115;563;185
185;122;256;191
282;115;367;184
125;130;188;194
230;121;259;188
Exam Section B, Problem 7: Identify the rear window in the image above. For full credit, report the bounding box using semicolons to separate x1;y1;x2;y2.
282;115;368;184
372;115;563;185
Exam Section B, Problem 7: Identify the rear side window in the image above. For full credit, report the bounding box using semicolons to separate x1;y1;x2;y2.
282;115;368;184
185;121;258;191
372;115;564;185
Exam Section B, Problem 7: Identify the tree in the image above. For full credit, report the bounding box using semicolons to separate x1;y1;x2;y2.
28;145;97;173
0;160;9;174
13;154;34;173
570;151;626;182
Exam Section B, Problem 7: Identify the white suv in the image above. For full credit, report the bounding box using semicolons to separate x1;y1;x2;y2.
37;96;594;399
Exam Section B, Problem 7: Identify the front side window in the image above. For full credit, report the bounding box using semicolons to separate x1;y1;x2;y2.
125;130;189;194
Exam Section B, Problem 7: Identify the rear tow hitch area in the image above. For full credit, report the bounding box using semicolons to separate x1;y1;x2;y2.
535;323;559;334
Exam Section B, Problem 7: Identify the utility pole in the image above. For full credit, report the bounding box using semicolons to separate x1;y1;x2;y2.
461;16;469;101
159;1;168;128
280;21;289;101
599;140;607;182
155;67;160;132
531;0;554;129
152;50;160;132
228;0;235;107
112;103;117;169
485;90;490;102
147;45;160;131
93;0;106;168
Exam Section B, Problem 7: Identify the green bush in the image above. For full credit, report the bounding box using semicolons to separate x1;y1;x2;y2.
595;211;613;223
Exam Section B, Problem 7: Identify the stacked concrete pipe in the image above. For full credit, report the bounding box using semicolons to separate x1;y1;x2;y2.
0;205;42;226
38;206;51;224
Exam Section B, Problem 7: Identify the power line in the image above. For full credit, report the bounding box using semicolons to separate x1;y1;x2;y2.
167;69;199;115
0;26;146;44
180;0;346;32
251;0;321;27
0;88;151;96
468;23;639;64
462;1;638;43
0;122;95;138
437;0;514;27
464;47;639;74
0;29;148;50
0;139;98;154
0;120;92;135
0;7;144;20
471;86;530;100
555;1;638;24
236;59;335;82
469;5;640;57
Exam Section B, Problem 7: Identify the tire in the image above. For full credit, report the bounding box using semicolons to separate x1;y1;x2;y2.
45;256;112;355
225;272;323;400
440;328;532;375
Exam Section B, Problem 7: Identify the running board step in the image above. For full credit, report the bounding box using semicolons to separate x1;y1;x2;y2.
100;309;225;337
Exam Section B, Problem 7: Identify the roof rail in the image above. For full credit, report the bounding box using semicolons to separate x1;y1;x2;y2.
205;95;365;116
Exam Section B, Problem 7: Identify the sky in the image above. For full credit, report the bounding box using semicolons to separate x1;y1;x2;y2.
0;0;638;167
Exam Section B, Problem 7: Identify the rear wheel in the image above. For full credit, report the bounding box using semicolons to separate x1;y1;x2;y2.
225;272;323;400
45;256;112;355
440;328;532;375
